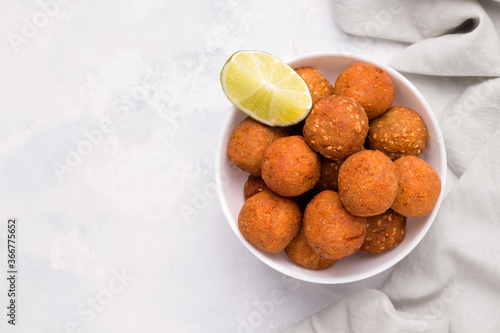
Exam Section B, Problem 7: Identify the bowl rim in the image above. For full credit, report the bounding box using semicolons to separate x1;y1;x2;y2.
216;51;447;284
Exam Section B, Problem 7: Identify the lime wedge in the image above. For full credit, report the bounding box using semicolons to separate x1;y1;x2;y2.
220;50;313;127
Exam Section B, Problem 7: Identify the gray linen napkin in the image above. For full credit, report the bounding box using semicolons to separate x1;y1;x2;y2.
282;0;500;332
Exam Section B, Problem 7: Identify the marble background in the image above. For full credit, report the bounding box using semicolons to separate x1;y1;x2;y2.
0;1;455;332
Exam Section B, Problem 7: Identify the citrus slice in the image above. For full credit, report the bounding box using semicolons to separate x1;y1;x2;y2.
220;50;312;127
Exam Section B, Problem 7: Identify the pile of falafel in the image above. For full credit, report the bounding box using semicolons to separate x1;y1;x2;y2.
227;63;441;271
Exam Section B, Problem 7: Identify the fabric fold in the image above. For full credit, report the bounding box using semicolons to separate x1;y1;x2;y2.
333;0;500;76
282;289;450;332
282;120;500;333
441;77;500;174
282;0;500;331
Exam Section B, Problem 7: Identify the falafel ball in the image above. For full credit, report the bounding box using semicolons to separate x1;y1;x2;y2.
227;117;288;177
238;190;301;253
361;209;406;255
391;156;441;217
368;106;429;160
295;66;334;106
262;135;321;197
303;95;368;161
338;150;399;217
333;63;394;119
243;175;270;200
315;157;342;191
285;226;337;270
303;190;367;260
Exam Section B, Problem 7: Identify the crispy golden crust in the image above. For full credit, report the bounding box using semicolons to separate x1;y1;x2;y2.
227;117;288;177
303;95;368;161
238;190;301;253
391;156;441;217
295;66;334;106
303;190;367;260
361;209;406;254
243;175;270;200
285;226;337;270
333;63;394;119
262;135;321;197
368;106;429;160
315;158;342;191
338;150;399;217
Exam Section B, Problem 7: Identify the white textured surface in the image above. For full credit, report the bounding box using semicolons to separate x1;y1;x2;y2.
0;1;454;332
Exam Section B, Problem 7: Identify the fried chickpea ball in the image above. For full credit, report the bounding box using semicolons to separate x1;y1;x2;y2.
238;190;301;253
285;226;337;270
243;175;270;200
315;158;342;191
227;117;288;177
361;209;406;254
262;135;321;197
295;66;334;106
368;106;429;160
392;156;441;217
304;190;367;260
303;95;368;161
333;63;394;119
338;150;399;217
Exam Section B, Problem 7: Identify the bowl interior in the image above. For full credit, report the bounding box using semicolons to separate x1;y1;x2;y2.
216;52;447;284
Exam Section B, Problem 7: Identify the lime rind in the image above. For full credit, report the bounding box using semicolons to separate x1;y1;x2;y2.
220;50;312;127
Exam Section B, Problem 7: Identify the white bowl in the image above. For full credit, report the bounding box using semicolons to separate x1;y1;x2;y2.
216;52;447;284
